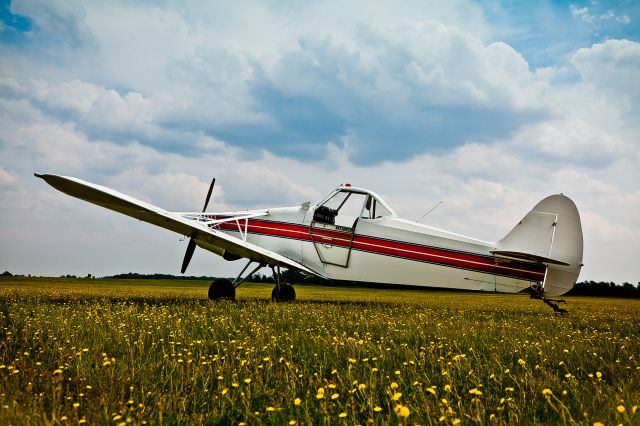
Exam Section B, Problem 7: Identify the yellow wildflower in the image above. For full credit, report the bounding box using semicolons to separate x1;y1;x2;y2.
395;405;410;417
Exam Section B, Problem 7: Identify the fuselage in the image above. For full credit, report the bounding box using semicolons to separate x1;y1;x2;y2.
208;197;545;293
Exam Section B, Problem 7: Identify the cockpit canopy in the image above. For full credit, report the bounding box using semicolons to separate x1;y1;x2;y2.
313;186;396;228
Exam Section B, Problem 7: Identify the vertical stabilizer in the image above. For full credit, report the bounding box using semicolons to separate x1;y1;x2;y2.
494;194;583;296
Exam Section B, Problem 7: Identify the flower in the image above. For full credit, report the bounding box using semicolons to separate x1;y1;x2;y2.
392;392;402;401
374;406;382;412
542;389;553;396
338;412;347;418
390;382;399;390
616;405;625;413
394;405;410;417
294;398;301;406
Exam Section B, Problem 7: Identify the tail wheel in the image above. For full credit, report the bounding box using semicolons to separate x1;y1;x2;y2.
208;278;235;300
272;284;296;302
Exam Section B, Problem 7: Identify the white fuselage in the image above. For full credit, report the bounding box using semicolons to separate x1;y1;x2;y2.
212;204;545;293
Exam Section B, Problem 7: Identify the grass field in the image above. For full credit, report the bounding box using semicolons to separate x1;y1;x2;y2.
1;277;638;425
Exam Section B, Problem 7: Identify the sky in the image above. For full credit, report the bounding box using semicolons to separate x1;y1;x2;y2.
1;0;638;283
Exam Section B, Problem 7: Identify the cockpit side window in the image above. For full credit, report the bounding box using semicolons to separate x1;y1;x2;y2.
361;195;392;220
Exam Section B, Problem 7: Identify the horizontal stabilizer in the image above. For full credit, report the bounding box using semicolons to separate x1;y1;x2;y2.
491;250;570;266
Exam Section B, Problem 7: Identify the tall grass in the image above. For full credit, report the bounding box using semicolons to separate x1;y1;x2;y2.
1;278;638;424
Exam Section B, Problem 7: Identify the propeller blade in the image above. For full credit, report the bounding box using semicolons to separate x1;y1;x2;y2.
182;177;215;273
181;238;197;274
202;178;216;212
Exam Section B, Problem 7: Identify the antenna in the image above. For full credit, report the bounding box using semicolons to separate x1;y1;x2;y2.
417;201;442;223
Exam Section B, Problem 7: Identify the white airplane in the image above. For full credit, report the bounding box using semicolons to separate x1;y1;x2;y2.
35;173;583;309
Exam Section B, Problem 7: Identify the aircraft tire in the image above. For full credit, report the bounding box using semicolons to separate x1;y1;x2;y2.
209;278;235;300
272;284;296;302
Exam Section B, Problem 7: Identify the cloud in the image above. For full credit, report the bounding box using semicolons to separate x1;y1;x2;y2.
570;4;630;26
10;0;95;51
204;22;552;164
571;39;640;118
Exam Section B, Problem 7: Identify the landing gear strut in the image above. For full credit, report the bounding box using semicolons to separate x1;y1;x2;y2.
271;265;296;302
530;283;568;314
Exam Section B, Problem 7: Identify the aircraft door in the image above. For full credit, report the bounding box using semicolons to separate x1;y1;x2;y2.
309;191;368;268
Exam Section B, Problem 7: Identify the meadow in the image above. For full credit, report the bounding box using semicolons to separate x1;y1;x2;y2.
0;277;638;425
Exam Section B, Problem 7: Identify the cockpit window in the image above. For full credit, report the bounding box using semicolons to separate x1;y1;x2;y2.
361;195;392;219
314;189;394;228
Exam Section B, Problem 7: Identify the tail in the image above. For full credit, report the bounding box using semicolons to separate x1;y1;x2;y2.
493;194;583;297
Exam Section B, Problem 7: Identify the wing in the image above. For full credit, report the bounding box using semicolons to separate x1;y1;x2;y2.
35;173;321;276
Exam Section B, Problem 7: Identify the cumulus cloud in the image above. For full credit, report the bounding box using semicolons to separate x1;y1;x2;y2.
571;39;640;118
214;23;552;164
10;0;95;50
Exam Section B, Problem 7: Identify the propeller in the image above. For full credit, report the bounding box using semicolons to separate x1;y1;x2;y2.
181;178;216;274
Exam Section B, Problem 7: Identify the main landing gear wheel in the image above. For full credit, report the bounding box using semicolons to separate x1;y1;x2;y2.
272;284;296;302
208;278;235;300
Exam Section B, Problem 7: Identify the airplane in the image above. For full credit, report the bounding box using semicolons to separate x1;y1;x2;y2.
35;173;583;310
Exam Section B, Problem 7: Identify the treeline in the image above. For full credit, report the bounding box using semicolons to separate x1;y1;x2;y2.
567;280;640;298
107;272;217;281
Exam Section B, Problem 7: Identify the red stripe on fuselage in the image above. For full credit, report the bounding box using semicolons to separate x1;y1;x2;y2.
208;216;545;281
